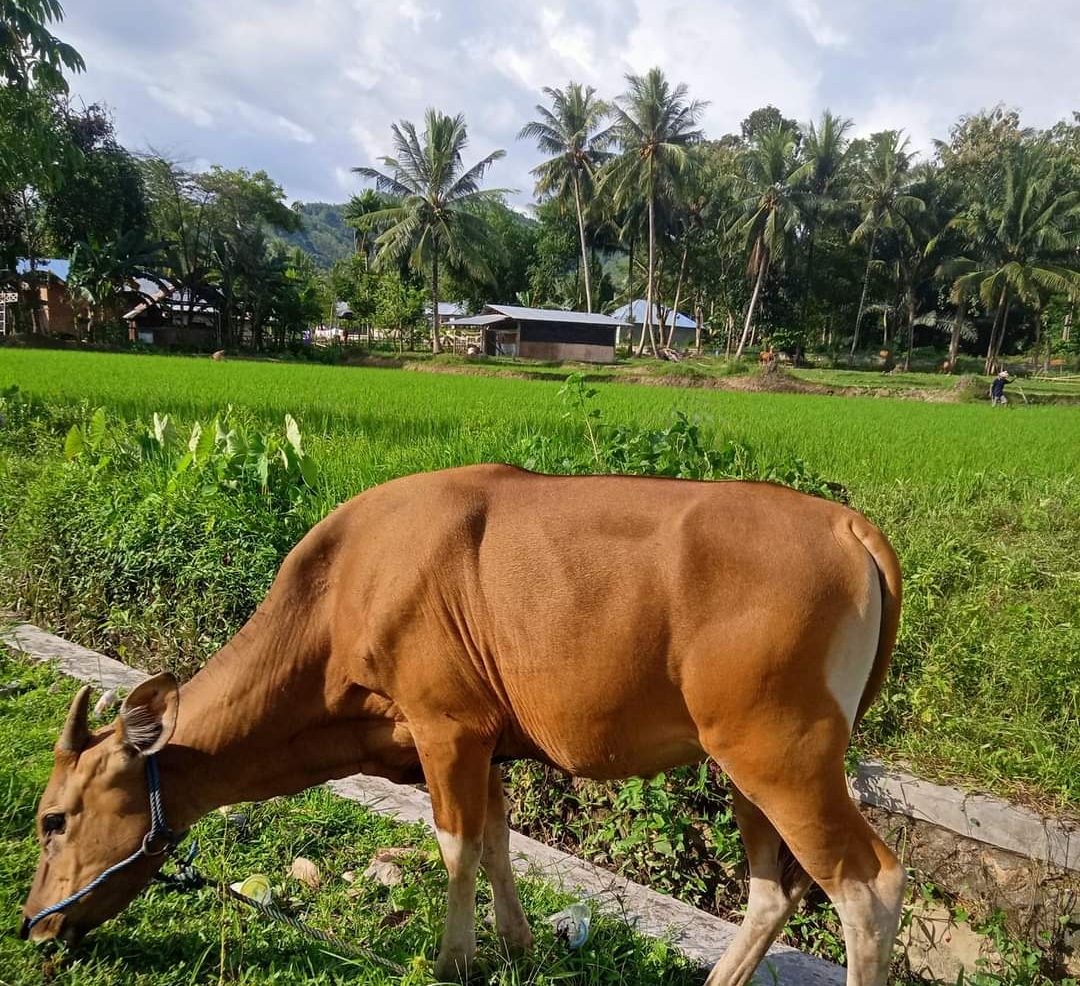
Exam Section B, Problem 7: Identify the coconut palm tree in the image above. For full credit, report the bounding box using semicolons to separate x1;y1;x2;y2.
849;130;922;361
733;125;804;358
944;144;1080;373
353;109;506;354
518;83;612;313
798;110;853;321
343;189;389;266
606;68;705;356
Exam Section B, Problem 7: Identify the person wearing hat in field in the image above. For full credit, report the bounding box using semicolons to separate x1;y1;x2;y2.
990;369;1011;406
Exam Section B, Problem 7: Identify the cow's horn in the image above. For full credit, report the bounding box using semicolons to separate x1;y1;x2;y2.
57;684;93;754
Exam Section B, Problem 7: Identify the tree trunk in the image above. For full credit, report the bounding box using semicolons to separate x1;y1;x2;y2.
983;285;1008;375
903;293;917;371
430;252;442;355
666;243;689;349
947;304;963;372
625;233;635;356
640;171;658;358
694;299;704;354
735;254;767;359
572;172;592;314
800;225;817;328
851;228;877;365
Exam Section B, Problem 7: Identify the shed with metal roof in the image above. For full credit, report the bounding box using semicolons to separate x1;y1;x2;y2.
447;304;624;363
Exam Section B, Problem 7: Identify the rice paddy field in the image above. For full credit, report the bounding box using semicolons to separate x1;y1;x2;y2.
1;347;1078;811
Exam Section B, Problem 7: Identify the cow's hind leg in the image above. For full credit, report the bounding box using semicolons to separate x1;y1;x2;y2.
715;727;906;986
705;788;812;986
481;766;534;952
415;727;492;981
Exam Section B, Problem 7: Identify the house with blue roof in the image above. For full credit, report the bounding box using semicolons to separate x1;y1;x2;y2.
611;300;698;350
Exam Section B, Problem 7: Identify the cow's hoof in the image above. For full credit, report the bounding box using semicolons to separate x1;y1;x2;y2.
433;948;474;982
498;922;535;954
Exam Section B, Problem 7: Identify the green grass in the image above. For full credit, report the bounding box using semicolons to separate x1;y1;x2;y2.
0;348;1078;812
3;349;1078;484
790;367;1080;398
0;649;702;986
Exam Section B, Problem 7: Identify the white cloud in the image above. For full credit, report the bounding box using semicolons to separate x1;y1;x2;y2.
146;85;214;127
787;0;848;47
60;0;1080;206
399;0;441;30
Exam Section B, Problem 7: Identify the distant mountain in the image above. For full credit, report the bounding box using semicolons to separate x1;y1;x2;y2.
279;202;354;268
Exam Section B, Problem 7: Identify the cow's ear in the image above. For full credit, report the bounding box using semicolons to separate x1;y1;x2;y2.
117;673;179;756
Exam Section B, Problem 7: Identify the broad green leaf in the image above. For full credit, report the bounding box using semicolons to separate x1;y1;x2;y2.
196;419;216;463
187;421;203;454
299;455;319;488
64;425;85;460
285;414;303;457
88;407;107;448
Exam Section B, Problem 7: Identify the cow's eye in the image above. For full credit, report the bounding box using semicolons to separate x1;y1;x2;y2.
42;813;66;836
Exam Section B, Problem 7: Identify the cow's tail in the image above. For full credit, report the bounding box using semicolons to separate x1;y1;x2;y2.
850;518;903;731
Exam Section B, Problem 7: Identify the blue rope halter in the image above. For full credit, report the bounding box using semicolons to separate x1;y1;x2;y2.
25;755;182;933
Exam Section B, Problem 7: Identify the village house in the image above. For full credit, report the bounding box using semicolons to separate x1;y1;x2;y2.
445;304;624;363
611;299;698;350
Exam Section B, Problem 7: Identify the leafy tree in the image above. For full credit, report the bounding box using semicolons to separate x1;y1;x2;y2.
943;143;1080;373
445;198;537;311
733;126;804;357
849;130;922;359
740;105;798;145
353;108;506;353
67;229;164;338
1;0;83;89
519;83;611;312
42;103;149;254
607;68;705;355
525;199;579;309
372;269;426;350
0;0;81;273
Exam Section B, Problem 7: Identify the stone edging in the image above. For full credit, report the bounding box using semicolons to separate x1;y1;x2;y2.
1;620;842;986
849;761;1078;873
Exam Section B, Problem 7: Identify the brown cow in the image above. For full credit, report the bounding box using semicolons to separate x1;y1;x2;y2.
21;465;905;985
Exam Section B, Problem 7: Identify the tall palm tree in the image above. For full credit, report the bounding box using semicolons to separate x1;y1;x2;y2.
343;189;388;266
353;109;506;354
798;110;853;322
944;144;1080;373
734;125;803;359
518;83;612;313
606;68;705;356
849;130;922;360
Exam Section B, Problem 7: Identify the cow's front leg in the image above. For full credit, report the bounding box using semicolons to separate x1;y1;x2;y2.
416;728;492;981
482;766;533;952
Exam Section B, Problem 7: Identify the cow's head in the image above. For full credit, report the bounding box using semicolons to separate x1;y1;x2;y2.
21;674;179;945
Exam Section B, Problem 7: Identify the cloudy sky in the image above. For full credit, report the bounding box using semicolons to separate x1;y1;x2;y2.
62;0;1079;207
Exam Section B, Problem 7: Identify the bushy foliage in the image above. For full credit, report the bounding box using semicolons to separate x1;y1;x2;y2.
516;373;840;500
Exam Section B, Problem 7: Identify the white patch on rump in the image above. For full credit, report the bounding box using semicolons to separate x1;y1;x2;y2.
825;553;882;731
